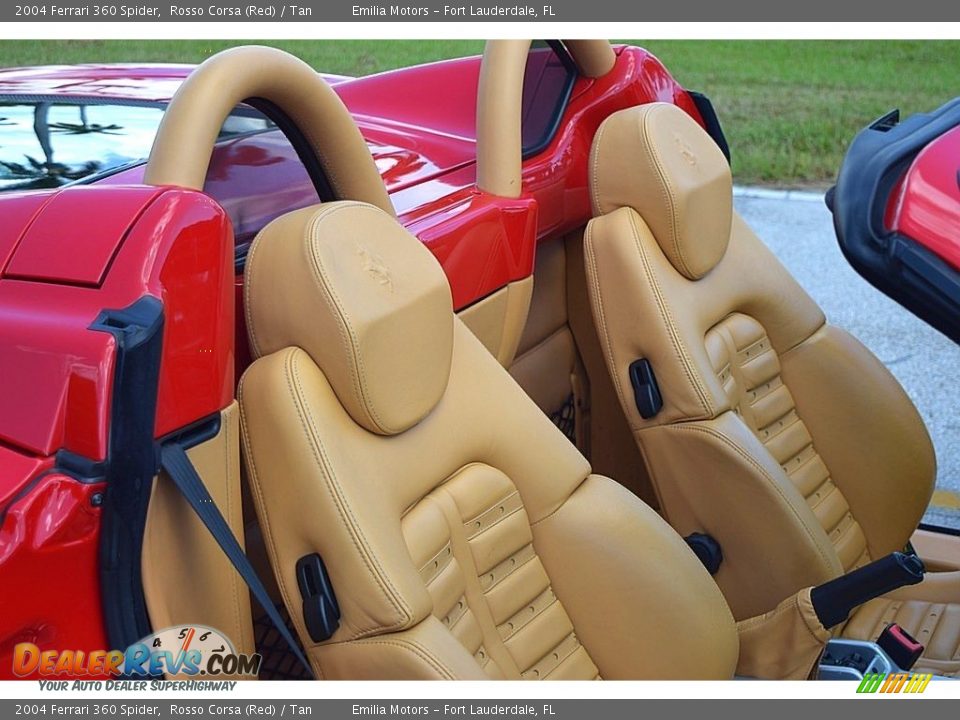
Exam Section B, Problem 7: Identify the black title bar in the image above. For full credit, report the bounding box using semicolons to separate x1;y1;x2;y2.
5;0;960;21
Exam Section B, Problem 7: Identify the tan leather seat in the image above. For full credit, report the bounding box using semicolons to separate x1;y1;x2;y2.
584;102;960;675
237;201;740;679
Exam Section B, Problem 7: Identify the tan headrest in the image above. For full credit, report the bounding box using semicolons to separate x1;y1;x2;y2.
590;103;733;280
245;202;453;435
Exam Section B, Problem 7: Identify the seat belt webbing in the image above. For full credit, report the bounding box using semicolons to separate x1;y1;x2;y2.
159;443;314;678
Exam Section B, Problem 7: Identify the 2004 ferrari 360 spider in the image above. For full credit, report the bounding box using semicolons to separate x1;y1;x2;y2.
1;40;959;682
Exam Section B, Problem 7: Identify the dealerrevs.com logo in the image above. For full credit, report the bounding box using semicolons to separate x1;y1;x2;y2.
13;625;261;680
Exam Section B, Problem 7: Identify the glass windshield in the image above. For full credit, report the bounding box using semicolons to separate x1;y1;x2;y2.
520;42;576;158
0;99;272;192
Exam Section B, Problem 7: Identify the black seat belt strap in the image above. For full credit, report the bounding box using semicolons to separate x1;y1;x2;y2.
159;443;314;678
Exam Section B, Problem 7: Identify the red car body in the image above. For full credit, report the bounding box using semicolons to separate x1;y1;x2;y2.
0;45;704;678
890;125;960;271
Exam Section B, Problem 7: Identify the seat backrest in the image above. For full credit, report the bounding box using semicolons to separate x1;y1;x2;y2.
238;201;739;679
584;103;936;620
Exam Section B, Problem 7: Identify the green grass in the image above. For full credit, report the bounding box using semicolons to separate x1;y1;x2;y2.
1;39;957;186
624;40;960;186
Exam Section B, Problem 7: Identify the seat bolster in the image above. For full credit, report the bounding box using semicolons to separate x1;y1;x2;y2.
584;207;728;428
636;414;842;620
780;325;936;559
584;208;826;435
239;347;434;646
313;616;490;680
239;322;595;660
531;474;739;679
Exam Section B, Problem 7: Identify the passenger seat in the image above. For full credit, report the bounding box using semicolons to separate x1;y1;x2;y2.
583;103;960;675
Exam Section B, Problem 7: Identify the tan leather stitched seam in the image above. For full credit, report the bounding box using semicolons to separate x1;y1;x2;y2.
625;210;713;418
285;349;411;637
588;119;610;215
498;589;557;642
237;368;306;650
434;481;522;678
832;513;863;552
447;602;470;632
511;324;572;368
419;541;454;586
732;319;867;560
468;504;525;542
305;202;392;434
243;226;266;359
712;318;742;419
240;363;349;676
774;328;873;560
714;314;853;551
777;321;827;357
808;481;840;513
533;633;583;679
753;393;796;432
788;445;820;477
398;462;489;519
462;486;519;522
222;406;245;653
923;603;948;656
529;476;590;529
304;209;374;433
799;599;830;641
482;546;538;593
670;422;838;573
735;594;797;632
738;347;777;373
640;105;690;279
583;220;630;419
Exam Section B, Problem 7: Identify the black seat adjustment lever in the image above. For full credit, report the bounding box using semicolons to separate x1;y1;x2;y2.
296;553;341;642
628;358;663;419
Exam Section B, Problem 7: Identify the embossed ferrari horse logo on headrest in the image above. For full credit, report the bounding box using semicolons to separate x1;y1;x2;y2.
673;132;699;170
356;244;393;292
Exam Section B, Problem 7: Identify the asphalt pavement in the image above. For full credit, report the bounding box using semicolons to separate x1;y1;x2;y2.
734;188;960;530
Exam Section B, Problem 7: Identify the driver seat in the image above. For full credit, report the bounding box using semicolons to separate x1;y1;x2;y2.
583;103;960;676
237;201;739;679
